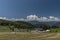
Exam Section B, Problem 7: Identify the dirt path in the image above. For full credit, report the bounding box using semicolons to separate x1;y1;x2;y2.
31;33;60;40
47;33;60;38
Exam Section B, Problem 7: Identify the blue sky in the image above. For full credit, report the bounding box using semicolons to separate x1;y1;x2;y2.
0;0;60;18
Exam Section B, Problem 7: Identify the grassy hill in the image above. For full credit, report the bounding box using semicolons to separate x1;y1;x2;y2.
0;19;60;32
0;26;11;32
50;28;60;32
0;19;35;32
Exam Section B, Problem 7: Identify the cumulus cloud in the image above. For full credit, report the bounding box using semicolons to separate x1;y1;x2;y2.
0;15;60;22
26;15;60;22
48;16;60;21
38;17;48;22
26;15;39;21
0;17;7;19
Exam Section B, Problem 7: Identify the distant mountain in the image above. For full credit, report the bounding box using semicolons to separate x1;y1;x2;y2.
53;22;60;27
27;21;40;24
28;21;58;26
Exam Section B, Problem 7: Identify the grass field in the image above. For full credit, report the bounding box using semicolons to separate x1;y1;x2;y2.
0;32;60;40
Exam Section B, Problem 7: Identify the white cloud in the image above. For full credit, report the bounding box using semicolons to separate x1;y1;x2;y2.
0;15;60;22
0;17;7;19
39;17;48;22
27;15;38;21
48;16;60;21
26;15;60;22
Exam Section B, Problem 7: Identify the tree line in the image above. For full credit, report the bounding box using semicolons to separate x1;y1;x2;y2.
0;19;59;32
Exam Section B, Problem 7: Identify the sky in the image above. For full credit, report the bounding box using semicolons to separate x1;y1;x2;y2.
0;0;60;19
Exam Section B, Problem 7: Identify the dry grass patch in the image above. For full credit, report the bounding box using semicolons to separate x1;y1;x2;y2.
0;32;59;40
